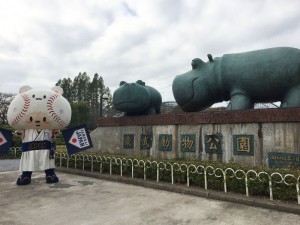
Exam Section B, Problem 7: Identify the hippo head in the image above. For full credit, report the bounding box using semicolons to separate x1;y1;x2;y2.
172;58;216;112
113;80;150;113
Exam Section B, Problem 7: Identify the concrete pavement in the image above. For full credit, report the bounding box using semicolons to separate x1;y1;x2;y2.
1;167;300;225
0;159;20;172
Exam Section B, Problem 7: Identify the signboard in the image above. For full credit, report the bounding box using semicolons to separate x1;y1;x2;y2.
268;152;300;168
140;134;152;150
233;135;254;156
123;134;134;149
62;124;93;155
205;134;222;154
0;127;13;154
181;134;196;152
159;134;172;151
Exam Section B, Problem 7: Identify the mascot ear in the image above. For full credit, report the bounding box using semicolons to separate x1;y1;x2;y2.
19;86;32;94
51;86;64;95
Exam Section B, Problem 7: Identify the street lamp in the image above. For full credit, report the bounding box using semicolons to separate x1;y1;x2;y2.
100;94;108;117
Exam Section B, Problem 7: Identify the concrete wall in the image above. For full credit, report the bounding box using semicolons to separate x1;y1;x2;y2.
89;108;300;166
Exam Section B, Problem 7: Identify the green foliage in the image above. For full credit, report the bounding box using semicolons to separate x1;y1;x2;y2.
0;151;21;159
56;72;116;129
56;78;73;102
69;102;91;128
56;133;65;145
0;124;13;130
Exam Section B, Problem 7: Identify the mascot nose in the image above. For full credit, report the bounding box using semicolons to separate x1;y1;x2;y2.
35;120;40;123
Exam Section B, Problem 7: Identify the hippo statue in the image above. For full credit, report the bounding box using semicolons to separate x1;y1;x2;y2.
113;80;162;116
172;47;300;111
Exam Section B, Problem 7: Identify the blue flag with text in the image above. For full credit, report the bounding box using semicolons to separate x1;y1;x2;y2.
62;124;93;155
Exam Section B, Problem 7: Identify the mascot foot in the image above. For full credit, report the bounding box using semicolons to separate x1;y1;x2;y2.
16;171;32;185
46;175;59;183
45;169;59;184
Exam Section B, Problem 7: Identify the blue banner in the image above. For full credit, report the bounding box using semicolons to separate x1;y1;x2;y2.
22;141;51;152
62;124;93;155
0;127;13;154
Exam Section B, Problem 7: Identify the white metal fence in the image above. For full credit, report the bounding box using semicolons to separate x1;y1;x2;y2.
6;147;300;204
54;152;300;204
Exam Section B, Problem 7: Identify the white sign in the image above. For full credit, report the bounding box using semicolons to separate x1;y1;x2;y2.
69;128;90;149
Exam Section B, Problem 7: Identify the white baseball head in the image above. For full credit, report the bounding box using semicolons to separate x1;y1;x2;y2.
7;86;72;129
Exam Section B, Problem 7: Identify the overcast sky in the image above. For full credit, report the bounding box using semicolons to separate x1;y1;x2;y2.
0;0;300;103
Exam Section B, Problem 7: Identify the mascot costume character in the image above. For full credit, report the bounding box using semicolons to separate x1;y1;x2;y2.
7;86;71;185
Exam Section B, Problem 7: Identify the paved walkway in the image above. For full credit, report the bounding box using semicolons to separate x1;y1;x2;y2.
0;164;300;225
0;159;20;172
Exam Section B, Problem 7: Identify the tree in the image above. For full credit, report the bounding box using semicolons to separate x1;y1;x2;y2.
72;72;91;102
69;102;91;128
101;87;123;118
55;78;73;102
56;72;116;129
0;93;15;125
89;74;103;123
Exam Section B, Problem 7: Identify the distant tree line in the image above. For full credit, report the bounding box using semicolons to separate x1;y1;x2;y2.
56;72;122;129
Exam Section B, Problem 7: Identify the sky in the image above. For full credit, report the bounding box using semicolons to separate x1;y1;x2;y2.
0;0;300;104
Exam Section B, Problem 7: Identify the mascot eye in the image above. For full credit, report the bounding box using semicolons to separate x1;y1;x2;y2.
30;116;33;122
43;117;46;122
13;107;18;113
43;95;46;99
32;94;35;98
59;109;64;115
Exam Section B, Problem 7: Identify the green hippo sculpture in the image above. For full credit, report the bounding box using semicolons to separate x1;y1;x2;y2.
172;47;300;111
113;80;162;116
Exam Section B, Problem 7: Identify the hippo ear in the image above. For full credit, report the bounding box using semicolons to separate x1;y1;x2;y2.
120;81;126;86
191;58;204;69
51;86;63;95
136;80;145;86
19;85;32;94
207;54;214;62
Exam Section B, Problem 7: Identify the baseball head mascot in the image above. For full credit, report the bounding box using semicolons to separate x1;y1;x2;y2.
7;86;71;185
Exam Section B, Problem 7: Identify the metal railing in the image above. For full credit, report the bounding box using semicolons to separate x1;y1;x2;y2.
8;147;22;157
54;152;300;204
5;147;300;204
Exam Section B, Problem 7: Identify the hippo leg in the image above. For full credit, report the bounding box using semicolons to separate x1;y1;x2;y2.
147;108;156;115
227;92;253;110
281;85;300;108
155;107;161;114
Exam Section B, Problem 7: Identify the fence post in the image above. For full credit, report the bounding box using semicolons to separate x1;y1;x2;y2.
297;176;300;204
110;159;112;175
156;163;160;182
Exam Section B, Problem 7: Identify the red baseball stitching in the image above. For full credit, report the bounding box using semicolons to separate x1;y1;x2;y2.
47;93;66;127
12;94;30;126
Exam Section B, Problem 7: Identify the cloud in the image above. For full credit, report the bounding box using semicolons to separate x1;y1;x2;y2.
122;2;137;16
0;0;299;105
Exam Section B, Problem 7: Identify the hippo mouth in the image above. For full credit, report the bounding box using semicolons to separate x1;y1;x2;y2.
114;102;148;112
173;77;198;110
